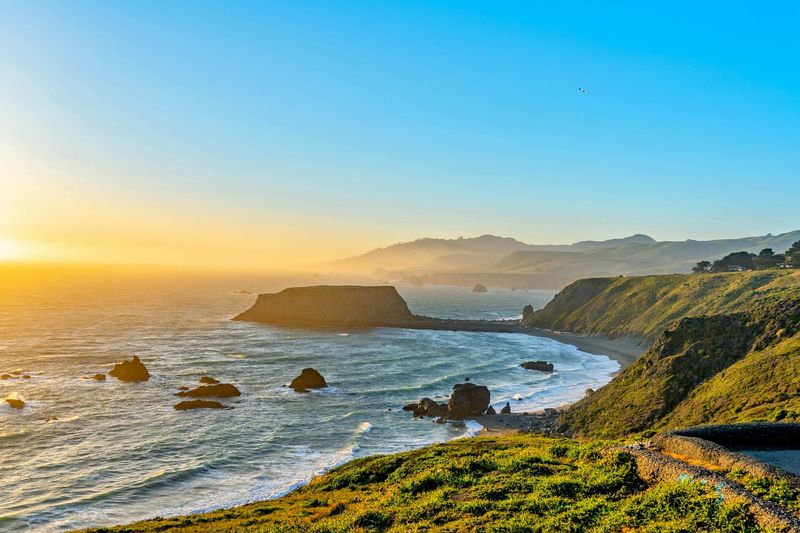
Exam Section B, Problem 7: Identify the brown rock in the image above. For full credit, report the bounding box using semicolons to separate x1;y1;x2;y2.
175;383;241;398
174;400;226;410
521;361;554;372
6;398;24;409
93;374;106;381
199;376;220;385
22;375;31;379
290;368;327;392
108;356;150;382
1;374;10;380
448;383;490;419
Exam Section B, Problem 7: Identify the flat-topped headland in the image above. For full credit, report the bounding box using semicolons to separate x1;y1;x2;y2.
233;284;643;365
233;284;523;331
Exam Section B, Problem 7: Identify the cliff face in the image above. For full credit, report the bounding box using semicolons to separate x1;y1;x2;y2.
524;270;800;344
234;285;414;326
557;297;800;438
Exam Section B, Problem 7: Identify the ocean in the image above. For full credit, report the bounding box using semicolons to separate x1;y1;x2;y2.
0;272;619;531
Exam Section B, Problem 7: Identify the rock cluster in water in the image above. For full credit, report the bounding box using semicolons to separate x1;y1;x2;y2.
404;383;491;422
108;356;150;382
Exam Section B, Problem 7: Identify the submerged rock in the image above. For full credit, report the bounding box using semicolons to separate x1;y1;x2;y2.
199;376;220;385
108;356;150;382
521;360;554;372
174;400;227;410
92;374;106;381
472;284;488;293
6;398;25;409
175;383;241;398
290;368;328;392
448;383;490;419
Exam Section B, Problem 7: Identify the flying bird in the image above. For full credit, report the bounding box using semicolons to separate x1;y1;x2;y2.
578;87;588;94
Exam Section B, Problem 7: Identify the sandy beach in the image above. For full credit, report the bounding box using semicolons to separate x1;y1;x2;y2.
470;329;648;435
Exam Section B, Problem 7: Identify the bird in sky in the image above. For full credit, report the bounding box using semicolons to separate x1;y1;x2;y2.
578;87;588;94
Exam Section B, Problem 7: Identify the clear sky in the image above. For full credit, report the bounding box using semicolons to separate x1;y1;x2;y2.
1;1;799;269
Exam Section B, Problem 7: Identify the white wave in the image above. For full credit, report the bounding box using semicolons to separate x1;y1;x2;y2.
454;420;484;439
357;422;372;434
337;333;350;337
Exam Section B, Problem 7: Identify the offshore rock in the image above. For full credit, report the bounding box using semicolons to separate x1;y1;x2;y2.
521;361;554;372
108;356;150;382
175;383;241;398
290;368;328;392
174;400;227;410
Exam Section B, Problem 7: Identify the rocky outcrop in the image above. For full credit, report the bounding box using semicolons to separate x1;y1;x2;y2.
522;304;534;320
500;402;511;414
290;368;327;392
108;356;150;382
234;285;414;327
6;398;24;409
199;376;220;385
472;284;488;293
176;383;241;398
174;400;227;410
558;297;800;438
521;361;554;372
402;398;449;418
448;383;490;419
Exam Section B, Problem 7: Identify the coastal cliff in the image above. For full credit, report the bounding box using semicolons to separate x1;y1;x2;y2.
557;296;800;438
524;270;800;344
234;285;414;326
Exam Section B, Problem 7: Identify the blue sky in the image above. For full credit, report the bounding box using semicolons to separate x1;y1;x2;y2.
1;1;799;265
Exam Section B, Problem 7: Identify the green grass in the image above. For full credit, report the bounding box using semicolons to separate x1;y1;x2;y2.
85;435;761;532
526;270;800;343
660;333;800;428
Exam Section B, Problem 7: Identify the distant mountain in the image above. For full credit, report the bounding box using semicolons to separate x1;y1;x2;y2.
328;230;800;290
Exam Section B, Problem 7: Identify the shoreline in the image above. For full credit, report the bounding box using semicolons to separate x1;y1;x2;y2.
522;327;646;369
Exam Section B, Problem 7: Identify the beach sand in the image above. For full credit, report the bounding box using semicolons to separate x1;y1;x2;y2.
470;330;648;435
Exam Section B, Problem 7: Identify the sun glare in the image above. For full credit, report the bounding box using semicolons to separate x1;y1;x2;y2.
0;239;23;261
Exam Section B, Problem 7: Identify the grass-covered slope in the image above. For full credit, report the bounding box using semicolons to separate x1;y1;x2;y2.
525;270;800;343
88;435;759;533
558;297;800;438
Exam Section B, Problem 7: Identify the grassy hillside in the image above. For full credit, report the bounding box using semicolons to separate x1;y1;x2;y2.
558;297;800;438
525;270;800;343
88;435;759;532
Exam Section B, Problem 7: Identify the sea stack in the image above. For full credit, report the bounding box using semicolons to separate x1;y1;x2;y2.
108;356;150;382
290;368;328;392
234;285;414;327
472;284;488;293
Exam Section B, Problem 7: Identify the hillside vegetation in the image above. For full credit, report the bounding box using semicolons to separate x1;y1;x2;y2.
88;435;759;533
557;296;800;438
525;270;800;343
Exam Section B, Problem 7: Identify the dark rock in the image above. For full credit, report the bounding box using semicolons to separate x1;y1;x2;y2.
448;383;490;419
175;383;241;398
0;374;10;380
472;284;488;293
93;374;106;381
178;386;190;391
6;398;24;409
435;416;447;424
522;304;535;321
486;405;497;415
521;360;554;372
290;368;327;392
174;400;226;410
500;402;511;414
234;286;414;327
402;402;419;411
108;356;150;382
464;377;470;381
199;376;220;385
22;375;31;379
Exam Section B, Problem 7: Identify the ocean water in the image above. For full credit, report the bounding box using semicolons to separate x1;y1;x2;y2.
0;273;619;532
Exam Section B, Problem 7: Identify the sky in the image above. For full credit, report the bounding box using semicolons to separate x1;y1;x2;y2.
1;1;799;269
